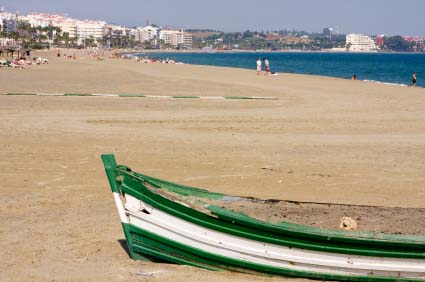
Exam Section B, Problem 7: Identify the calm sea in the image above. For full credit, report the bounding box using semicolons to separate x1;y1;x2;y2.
139;52;424;87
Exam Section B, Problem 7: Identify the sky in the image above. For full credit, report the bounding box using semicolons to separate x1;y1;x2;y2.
2;0;425;36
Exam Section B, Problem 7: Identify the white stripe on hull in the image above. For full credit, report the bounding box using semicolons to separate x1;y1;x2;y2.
119;194;425;278
113;192;128;223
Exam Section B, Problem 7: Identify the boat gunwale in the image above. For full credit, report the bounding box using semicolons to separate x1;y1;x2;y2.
101;154;425;260
117;170;425;259
118;171;425;247
131;169;425;245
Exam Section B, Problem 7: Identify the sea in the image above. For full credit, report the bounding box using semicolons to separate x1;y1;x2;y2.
137;52;424;87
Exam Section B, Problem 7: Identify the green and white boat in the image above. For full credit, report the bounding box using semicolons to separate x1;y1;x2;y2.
102;154;425;281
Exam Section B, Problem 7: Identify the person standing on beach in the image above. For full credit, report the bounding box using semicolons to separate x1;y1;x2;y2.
412;72;417;87
256;58;262;75
264;58;270;75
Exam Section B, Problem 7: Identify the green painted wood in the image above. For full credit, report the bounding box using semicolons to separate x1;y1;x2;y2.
102;155;425;261
131;171;425;247
6;93;37;95
208;206;425;246
132;171;226;200
101;154;120;193
129;227;219;271
118;171;425;259
136;168;425;245
121;223;151;261
127;223;425;282
64;93;92;96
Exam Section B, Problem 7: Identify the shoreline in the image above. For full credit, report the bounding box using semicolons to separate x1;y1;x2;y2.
119;51;423;89
123;48;425;55
1;49;425;282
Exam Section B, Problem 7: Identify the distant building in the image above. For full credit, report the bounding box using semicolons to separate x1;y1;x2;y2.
182;32;193;48
107;25;132;36
0;10;18;34
59;20;78;38
346;34;377;51
376;35;385;47
160;29;193;48
143;25;160;46
323;27;333;39
159;29;173;45
23;13;77;38
22;13;106;45
404;36;424;46
0;9;15;21
76;20;106;45
132;25;160;48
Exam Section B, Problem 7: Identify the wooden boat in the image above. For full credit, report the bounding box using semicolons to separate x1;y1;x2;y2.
102;154;425;281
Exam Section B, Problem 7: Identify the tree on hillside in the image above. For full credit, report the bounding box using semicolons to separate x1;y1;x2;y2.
383;36;412;52
242;30;254;39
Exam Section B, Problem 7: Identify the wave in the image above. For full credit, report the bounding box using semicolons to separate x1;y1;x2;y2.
362;80;408;87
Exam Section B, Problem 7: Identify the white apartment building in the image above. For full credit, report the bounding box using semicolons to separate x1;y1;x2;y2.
107;24;131;36
182;32;193;48
23;13;106;44
132;27;143;42
132;25;160;47
76;20;106;44
23;13;53;28
58;19;78;38
159;29;175;45
0;9;15;22
23;13;78;38
346;34;377;51
159;29;193;48
142;25;160;43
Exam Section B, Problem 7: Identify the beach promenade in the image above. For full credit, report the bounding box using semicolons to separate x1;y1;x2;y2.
0;51;424;281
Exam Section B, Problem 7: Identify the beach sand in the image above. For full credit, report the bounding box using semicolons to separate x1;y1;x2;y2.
0;51;424;281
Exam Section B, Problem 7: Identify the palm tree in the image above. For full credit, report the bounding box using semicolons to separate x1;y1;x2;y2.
84;36;95;48
62;32;70;47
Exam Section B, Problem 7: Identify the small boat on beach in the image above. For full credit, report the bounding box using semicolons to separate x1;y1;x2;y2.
102;154;425;281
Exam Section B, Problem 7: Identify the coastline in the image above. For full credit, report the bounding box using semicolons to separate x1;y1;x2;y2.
124;48;425;54
124;50;424;88
1;50;425;282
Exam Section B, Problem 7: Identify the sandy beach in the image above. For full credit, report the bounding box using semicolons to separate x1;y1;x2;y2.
1;51;424;281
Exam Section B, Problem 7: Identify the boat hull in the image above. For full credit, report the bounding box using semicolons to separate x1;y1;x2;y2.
102;154;425;281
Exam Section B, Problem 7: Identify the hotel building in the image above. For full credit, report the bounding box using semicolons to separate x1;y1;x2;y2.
76;20;106;44
159;29;193;48
346;34;377;51
23;13;106;44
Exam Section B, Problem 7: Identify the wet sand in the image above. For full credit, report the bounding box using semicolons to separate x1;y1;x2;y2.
0;51;424;281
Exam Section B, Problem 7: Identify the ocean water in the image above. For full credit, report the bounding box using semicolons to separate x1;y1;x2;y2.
139;52;424;87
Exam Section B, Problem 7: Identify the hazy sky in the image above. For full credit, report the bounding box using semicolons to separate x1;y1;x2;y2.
2;0;425;36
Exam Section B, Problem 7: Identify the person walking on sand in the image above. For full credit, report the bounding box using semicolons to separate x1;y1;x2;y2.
256;58;262;75
412;72;417;87
264;58;270;75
